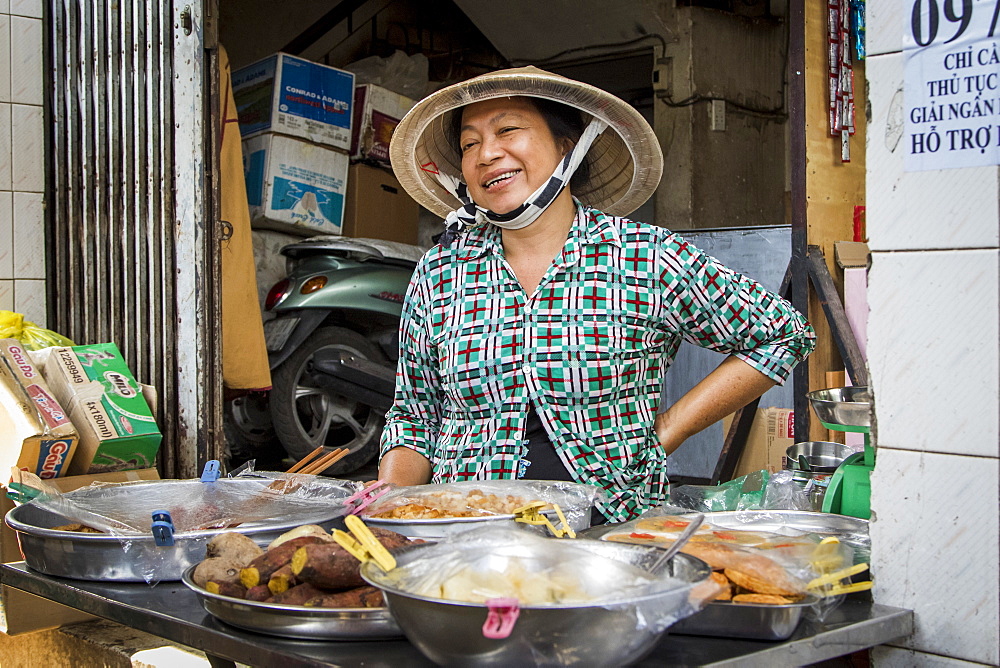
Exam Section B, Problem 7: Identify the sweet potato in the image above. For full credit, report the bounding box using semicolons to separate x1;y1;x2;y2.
267;524;331;551
206;532;263;566
366;527;411;550
304;585;384;608
269;582;326;606
193;557;243;588
240;535;326;588
245;585;272;602
267;564;298;595
205;581;247;599
290;543;364;590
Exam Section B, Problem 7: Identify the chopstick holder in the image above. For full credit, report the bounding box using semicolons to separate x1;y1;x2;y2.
332;514;396;572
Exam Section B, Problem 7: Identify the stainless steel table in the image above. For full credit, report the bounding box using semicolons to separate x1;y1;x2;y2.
1;562;912;667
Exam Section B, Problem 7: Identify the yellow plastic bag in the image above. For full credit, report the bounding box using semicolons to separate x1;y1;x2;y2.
0;310;75;350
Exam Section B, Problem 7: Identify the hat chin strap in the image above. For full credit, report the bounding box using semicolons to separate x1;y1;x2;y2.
434;117;608;246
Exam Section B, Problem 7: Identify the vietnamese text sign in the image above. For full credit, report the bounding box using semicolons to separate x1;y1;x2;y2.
904;0;1000;171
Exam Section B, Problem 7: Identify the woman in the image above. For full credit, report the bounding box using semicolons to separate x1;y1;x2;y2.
379;67;815;522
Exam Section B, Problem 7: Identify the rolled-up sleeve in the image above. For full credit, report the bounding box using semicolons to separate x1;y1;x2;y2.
380;261;442;460
662;236;815;384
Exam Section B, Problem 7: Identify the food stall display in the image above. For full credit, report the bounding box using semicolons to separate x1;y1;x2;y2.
5;473;359;582
358;479;601;539
584;510;871;640
359;526;717;666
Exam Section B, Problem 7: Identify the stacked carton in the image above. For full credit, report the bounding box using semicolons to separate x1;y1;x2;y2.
234;53;355;236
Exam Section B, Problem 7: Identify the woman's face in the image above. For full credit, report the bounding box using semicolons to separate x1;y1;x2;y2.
458;97;570;215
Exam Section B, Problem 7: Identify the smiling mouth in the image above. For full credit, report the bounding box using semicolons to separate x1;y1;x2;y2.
483;170;521;189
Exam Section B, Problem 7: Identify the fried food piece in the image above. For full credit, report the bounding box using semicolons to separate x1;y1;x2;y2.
50;523;103;533
732;593;794;605
709;571;732;601
724;567;800;597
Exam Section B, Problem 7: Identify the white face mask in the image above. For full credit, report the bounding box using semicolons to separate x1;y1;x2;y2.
434;116;607;245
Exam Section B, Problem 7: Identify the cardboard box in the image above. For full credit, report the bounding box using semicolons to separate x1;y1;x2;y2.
730;407;795;479
341;163;419;244
243;133;350;236
350;83;415;162
232;52;354;151
30;344;162;476
0;468;159;635
0;339;79;480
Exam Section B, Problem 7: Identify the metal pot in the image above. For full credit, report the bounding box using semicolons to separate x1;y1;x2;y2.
361;540;712;666
786;441;853;474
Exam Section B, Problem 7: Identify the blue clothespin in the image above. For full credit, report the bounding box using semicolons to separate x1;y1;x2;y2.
151;510;174;546
200;460;221;482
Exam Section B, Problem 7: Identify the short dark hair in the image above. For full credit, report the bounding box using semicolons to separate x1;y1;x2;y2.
448;96;591;193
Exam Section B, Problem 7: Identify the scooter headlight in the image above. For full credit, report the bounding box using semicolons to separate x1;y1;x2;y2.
265;278;291;311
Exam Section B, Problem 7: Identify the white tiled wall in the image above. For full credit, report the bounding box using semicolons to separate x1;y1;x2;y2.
0;3;45;325
870;450;999;664
867;1;1000;666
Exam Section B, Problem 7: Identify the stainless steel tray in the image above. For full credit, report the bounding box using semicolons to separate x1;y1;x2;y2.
181;566;402;640
5;478;354;582
671;596;818;641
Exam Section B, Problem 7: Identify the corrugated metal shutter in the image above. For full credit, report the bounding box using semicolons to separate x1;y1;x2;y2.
46;1;221;477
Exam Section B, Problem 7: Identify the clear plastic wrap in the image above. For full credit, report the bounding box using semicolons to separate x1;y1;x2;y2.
369;525;718;632
28;472;360;534
12;471;361;585
591;504;871;623
358;479;602;534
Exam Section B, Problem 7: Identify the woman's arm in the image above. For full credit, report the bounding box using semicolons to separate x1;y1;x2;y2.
378;446;433;485
654;356;776;455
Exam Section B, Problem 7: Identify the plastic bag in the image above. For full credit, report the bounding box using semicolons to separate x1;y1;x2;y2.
0;310;75;350
358;479;602;533
343;50;429;99
669;469;811;513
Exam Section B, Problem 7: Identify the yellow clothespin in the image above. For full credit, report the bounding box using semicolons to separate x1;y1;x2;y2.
332;514;396;571
806;537;872;597
513;501;575;538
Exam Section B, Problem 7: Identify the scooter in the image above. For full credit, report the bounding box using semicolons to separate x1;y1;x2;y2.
225;237;425;475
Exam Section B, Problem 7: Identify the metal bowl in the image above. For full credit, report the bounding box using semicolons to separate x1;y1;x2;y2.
806;386;871;428
5;478;354;581
786;441;854;473
360;540;711;666
180;565;401;640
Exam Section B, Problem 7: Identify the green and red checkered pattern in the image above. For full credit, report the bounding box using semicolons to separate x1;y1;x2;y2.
382;204;815;521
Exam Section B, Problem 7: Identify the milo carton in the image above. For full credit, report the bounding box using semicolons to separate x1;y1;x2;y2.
32;343;161;475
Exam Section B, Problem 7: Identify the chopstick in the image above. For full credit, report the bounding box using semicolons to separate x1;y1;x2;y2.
286;446;325;474
298;448;349;475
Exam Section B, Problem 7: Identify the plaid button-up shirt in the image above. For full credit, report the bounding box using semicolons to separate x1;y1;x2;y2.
381;204;815;521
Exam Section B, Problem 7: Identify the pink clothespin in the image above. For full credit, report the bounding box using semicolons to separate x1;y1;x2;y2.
482;598;520;639
344;479;392;515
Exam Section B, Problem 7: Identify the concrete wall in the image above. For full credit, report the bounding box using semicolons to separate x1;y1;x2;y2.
0;0;46;326
866;1;1000;665
655;7;787;230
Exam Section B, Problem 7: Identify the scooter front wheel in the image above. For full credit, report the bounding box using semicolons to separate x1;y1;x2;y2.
270;326;385;475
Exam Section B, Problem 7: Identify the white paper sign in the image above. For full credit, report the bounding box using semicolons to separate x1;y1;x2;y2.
904;0;1000;171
